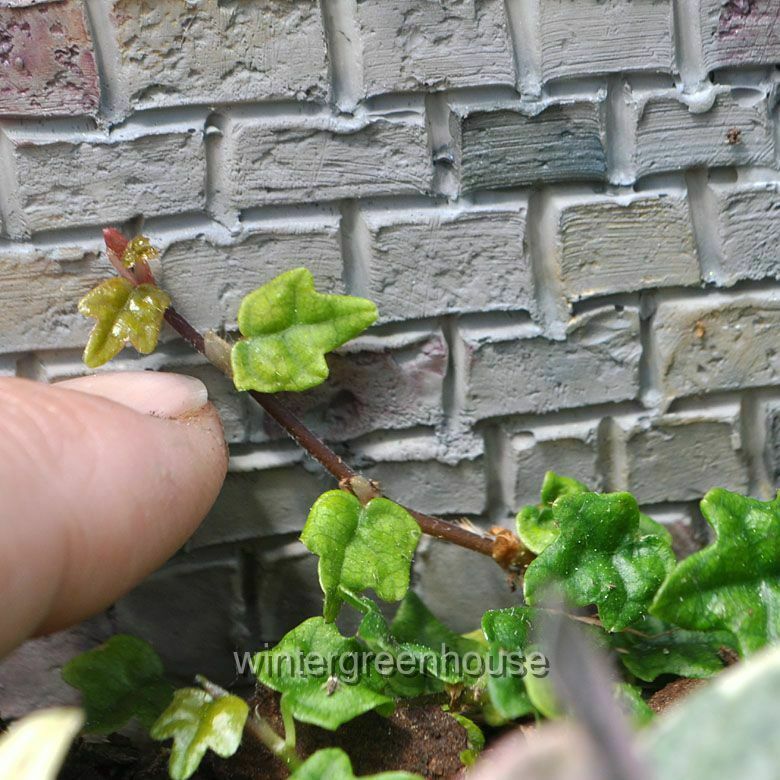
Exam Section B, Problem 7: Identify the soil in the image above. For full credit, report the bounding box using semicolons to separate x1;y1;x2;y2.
59;685;468;779
648;677;706;714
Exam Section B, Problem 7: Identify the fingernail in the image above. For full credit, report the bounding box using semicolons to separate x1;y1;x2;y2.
56;371;209;419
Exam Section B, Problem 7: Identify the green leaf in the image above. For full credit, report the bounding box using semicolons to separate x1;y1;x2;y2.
524;492;675;631
642;645;780;779
61;635;173;734
254;617;393;730
0;708;84;780
150;688;248;780
516;472;672;555
481;607;536;720
614;682;653;728
524;659;563;719
289;747;422;780
231;268;377;393
652;488;780;656
449;713;485;767
611;616;731;681
301;491;421;622
79;278;171;368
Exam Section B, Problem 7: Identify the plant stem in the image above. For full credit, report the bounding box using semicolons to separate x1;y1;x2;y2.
163;307;525;566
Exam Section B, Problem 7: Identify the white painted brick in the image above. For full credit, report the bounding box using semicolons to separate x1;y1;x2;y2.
360;201;532;323
633;90;774;179
356;0;515;94
710;181;780;285
507;420;603;508
110;0;329;111
463;307;641;419
700;0;780;71
654;290;780;399
539;0;674;82
0;246;104;354
158;221;343;333
190;463;327;548
113;557;245;683
267;328;449;442
552;190;700;301
453;99;607;191
618;409;748;504
8;129;206;235
224;114;433;209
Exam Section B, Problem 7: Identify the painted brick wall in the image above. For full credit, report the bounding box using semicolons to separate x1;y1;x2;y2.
1;0;779;686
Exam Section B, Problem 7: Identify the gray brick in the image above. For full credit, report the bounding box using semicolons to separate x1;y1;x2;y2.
619;410;747;504
268;329;449;442
110;0;329;111
633;90;774;179
553;190;700;301
763;402;780;488
113;557;245;684
507;421;602;509
454;100;607;191
463;307;641;419
711;182;780;285
540;0;674;82
361;202;532;323
9;129;206;234
159;222;343;333
0;246;104;354
654;290;780;399
700;0;780;71
356;0;515;95
224;115;433;208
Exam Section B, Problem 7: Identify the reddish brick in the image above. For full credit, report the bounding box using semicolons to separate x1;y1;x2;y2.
0;0;99;116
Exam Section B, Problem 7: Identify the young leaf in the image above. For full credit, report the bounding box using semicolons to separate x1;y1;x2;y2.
79;278;171;368
481;607;536;720
150;688;248;780
61;634;173;734
611;616;731;681
301;491;421;621
523;492;675;631
614;683;653;728
289;747;422;780
0;708;84;780
231;268;377;393
254;617;393;730
516;471;672;555
651;488;780;656
449;714;485;767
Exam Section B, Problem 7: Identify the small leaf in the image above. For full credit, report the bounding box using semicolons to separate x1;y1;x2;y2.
449;713;485;767
614;682;653;728
611;616;732;681
150;688;249;780
79;278;171;368
0;708;84;780
289;747;422;780
254;617;393;730
481;607;536;720
61;635;173;733
524;492;675;631
516;472;672;555
301;491;421;621
651;488;780;656
231;268;377;393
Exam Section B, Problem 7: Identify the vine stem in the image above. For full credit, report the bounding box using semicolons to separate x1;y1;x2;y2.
163;307;512;562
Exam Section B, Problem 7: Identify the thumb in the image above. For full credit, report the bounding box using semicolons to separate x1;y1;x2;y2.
0;372;227;657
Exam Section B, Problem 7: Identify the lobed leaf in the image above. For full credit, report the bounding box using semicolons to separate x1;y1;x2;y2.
150;688;248;780
78;278;171;368
61;634;173;734
231;268;377;393
523;492;675;632
289;747;422;780
651;488;780;656
301;491;421;622
611;616;732;681
254;617;393;731
516;471;672;555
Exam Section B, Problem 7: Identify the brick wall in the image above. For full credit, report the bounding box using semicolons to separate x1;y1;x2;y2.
1;0;779;684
